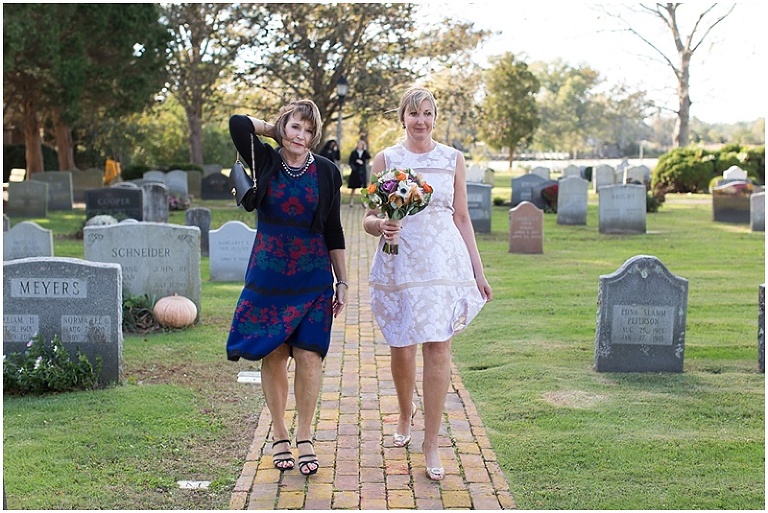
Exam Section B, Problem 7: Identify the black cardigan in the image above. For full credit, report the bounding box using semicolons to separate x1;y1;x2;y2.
229;114;345;250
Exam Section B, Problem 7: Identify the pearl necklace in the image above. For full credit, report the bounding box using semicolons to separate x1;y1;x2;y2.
280;152;313;178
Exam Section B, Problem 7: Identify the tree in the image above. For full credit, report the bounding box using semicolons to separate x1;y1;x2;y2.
237;3;487;155
478;53;539;167
161;3;263;166
610;3;735;148
3;4;169;172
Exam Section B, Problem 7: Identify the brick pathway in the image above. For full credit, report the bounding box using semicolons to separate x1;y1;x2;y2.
229;206;516;510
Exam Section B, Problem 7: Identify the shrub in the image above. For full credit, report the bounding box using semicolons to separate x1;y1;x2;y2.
121;163;152;181
3;335;101;395
652;147;716;193
166;163;203;172
123;294;161;333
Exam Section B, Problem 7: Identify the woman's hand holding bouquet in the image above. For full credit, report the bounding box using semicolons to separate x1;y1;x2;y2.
361;168;433;254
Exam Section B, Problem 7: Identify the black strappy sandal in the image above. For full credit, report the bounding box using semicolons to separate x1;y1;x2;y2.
296;440;319;476
271;439;295;471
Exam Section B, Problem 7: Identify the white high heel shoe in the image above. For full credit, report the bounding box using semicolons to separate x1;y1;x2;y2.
393;402;416;447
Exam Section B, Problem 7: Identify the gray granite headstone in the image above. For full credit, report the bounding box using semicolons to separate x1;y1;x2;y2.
557;176;589;225
712;181;754;224
186;170;202;199
165;170;190;200
508;201;543;254
6;181;48;218
466;183;492;233
72;169;105;203
722;165;748;182
203;163;223;177
3;221;54;261
595;255;688;372
29;171;73;210
749;191;764;232
530;180;558;210
530;166;551;180
201;172;234;200
143;170;165;183
593;164;615;192
185;207;211;257
562;165;581;178
83;223;201;318
209;221;257;282
85;187;143;221
598;184;646;234
466;164;486;183
3;257;123;386
142;182;169;223
625;166;650;186
759;283;765;373
511;174;547;207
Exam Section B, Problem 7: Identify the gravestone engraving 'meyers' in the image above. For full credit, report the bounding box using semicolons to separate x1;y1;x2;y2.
598;184;646;234
209;221;257;282
85;187;143;220
83;223;201;318
466;183;492;233
509;201;543;254
595;255;688;372
3;221;54;261
3;257;123;386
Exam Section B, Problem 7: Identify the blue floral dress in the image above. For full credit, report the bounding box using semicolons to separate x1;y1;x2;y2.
226;163;334;361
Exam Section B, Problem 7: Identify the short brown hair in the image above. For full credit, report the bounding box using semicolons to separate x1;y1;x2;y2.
398;87;438;125
272;99;323;150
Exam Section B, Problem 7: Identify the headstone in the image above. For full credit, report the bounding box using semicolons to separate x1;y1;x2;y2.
185;207;211;256
186;170;203;199
598;184;646;234
29;171;73;210
594;255;688;372
72;168;104;203
203;163;223;177
750;191;765;232
165;170;190;200
511;173;547;207
722;165;748;183
557;176;589;225
466;183;492;233
85;215;118;227
625;166;649;187
562;165;581;178
466;164;485;183
209;221;257;282
3;221;54;261
142;182;169;223
85;187;143;221
759;284;765;373
6;181;48;218
530;166;551;180
83;223;201;318
201;172;234;200
143;170;166;183
3;257;123;386
530;180;558;211
712;181;754;224
593;164;615;192
508;201;543;254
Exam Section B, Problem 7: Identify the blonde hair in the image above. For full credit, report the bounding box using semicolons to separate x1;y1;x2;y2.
272;99;323;150
397;87;438;125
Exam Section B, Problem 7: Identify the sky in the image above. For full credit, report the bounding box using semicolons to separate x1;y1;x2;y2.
422;1;766;125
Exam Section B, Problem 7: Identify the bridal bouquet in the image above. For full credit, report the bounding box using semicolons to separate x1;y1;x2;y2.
361;167;433;254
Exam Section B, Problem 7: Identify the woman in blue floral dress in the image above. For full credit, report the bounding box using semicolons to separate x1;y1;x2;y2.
227;100;347;477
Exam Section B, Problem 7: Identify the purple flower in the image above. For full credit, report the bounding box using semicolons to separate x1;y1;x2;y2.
381;180;397;193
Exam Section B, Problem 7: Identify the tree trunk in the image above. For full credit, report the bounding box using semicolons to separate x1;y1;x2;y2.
673;52;692;148
53;109;76;171
186;106;204;166
22;96;44;175
508;147;515;169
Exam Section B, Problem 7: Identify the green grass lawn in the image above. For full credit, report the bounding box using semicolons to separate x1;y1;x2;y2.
3;192;765;509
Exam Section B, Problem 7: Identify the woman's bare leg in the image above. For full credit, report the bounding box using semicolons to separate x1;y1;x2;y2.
390;345;418;437
421;339;452;473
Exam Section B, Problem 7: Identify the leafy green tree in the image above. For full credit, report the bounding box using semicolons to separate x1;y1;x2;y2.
3;4;169;172
478;53;539;167
161;3;263;165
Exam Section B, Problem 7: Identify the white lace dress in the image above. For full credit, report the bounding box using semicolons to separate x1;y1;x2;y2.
369;142;487;347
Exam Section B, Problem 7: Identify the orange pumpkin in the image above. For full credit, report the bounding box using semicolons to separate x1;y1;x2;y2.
153;294;197;328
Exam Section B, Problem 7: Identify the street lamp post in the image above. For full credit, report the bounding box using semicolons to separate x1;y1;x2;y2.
335;75;349;161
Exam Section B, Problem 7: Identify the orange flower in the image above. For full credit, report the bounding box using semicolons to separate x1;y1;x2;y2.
395;171;407;181
388;192;404;208
422;182;433;194
367;183;378;194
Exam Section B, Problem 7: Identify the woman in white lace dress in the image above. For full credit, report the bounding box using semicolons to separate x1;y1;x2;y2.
363;87;492;481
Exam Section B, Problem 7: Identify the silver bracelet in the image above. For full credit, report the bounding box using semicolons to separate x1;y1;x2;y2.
335;281;349;288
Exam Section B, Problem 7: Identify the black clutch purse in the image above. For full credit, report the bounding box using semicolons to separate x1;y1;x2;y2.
229;133;258;211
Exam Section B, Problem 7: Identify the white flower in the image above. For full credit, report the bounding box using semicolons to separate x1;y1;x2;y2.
34;356;43;370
